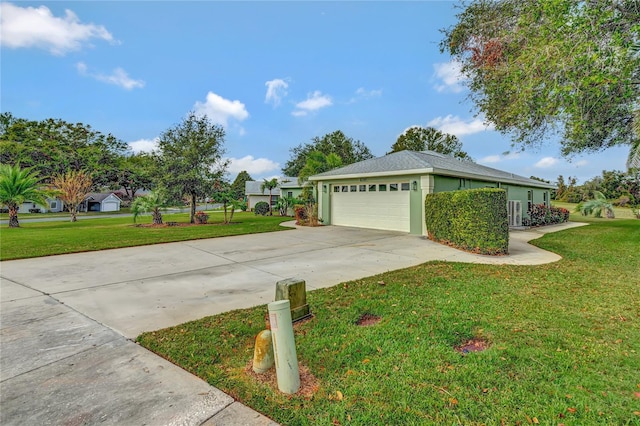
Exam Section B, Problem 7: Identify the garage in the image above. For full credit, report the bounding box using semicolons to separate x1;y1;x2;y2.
330;182;410;232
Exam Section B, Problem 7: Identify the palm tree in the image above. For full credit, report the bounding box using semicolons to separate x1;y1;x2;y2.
131;190;169;224
0;164;47;228
576;191;615;218
260;178;279;216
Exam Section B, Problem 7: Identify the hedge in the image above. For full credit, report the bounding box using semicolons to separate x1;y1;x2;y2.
424;188;508;255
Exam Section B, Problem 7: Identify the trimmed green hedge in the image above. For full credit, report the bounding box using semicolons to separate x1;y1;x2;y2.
425;188;508;255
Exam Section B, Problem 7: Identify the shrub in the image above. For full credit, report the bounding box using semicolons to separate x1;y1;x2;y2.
524;204;570;227
194;210;209;224
254;201;270;216
424;188;508;255
294;204;307;225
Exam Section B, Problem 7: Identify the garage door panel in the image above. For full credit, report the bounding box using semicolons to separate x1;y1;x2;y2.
331;187;409;232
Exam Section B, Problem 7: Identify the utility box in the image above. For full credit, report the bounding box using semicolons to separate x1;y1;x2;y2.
275;278;311;322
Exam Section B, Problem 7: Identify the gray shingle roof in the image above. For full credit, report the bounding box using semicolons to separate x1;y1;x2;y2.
244;177;302;195
309;150;555;189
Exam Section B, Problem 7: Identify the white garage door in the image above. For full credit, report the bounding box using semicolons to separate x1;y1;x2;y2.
331;182;410;232
102;201;119;212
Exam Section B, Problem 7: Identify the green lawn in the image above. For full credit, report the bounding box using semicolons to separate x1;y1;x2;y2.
0;212;291;260
138;219;640;425
553;201;637;220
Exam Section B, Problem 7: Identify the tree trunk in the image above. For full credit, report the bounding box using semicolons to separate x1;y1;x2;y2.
228;206;235;224
70;207;77;222
8;205;19;228
269;190;273;215
152;209;163;224
190;194;196;223
223;201;228;224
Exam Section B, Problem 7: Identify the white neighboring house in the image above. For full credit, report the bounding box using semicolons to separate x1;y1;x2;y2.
19;197;64;213
244;181;281;211
81;193;122;212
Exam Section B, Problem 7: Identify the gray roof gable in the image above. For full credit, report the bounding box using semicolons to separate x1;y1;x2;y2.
309;150;554;189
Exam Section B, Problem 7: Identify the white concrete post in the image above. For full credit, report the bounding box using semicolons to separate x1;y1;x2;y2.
267;300;300;394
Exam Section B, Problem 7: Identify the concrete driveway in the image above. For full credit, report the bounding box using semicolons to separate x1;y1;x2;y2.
0;222;584;425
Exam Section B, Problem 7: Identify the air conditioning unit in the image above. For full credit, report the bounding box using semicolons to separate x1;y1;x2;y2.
508;200;522;227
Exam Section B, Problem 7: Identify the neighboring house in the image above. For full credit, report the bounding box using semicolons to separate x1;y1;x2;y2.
19;197;64;213
80;192;122;212
244;177;302;211
309;150;555;235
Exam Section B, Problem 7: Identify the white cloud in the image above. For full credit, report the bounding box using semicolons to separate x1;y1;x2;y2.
193;91;249;127
574;160;588;167
292;91;332;116
427;115;494;137
76;62;144;90
349;87;382;103
534;157;559;168
265;78;289;107
128;138;158;154
227;155;280;175
478;152;521;164
0;2;114;55
433;61;466;93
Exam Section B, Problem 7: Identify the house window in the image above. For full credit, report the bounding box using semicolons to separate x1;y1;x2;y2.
369;184;376;192
334;186;340;193
543;191;548;206
390;183;398;191
341;186;348;192
50;201;57;209
527;190;533;211
401;183;410;191
459;178;466;188
350;185;357;192
270;196;278;206
359;185;366;192
287;191;293;198
379;184;387;191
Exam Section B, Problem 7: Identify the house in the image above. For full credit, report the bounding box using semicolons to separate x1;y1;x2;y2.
244;177;302;211
80;192;122;212
308;150;555;235
19;197;65;213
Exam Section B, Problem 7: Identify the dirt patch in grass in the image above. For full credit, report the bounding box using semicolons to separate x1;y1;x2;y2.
455;338;490;355
244;361;320;399
355;313;381;326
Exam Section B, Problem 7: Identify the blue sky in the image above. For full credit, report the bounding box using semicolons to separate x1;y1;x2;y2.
1;1;629;183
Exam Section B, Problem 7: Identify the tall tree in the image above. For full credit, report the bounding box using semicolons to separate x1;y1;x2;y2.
117;153;156;200
0;113;130;188
230;170;253;200
388;126;471;159
0;165;47;228
51;170;93;222
260;178;279;216
283;130;373;177
298;151;343;202
155;112;228;223
441;1;639;156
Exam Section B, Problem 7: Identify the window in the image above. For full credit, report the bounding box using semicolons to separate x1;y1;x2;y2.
379;184;387;191
359;185;366;192
270;196;278;206
333;186;340;193
543;191;549;206
401;182;410;191
527;190;533;211
341;186;348;192
50;201;57;209
369;184;376;192
459;178;466;188
350;185;357;192
390;183;398;191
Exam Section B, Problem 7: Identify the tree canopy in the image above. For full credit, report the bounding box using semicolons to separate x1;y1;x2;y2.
388;126;471;160
230;170;253;200
283;130;373;177
441;0;640;156
0;113;130;188
155;112;229;223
